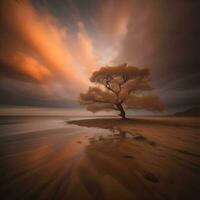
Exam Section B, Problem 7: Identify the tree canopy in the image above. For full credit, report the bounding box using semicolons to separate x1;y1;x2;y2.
79;63;164;119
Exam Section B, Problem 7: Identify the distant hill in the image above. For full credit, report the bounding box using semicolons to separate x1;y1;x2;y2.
174;107;200;117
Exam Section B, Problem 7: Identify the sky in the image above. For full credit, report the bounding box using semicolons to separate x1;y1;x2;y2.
0;0;200;112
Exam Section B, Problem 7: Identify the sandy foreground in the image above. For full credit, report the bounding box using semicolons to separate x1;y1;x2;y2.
0;116;200;200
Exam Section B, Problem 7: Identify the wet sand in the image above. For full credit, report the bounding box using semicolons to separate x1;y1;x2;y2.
0;116;200;199
69;117;200;200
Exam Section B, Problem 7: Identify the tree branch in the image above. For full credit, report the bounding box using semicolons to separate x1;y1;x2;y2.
104;79;118;95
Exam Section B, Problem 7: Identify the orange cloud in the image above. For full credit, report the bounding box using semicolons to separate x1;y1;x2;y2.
0;0;96;99
11;52;52;82
2;1;78;81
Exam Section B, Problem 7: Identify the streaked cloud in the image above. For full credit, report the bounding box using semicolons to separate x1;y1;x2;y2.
0;0;96;102
75;21;97;75
98;0;132;41
0;0;199;110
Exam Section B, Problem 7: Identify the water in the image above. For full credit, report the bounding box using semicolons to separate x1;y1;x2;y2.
0;116;113;199
0;115;113;136
0;117;66;136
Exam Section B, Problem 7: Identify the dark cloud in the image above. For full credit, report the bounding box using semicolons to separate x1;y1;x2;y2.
0;77;79;108
116;0;200;109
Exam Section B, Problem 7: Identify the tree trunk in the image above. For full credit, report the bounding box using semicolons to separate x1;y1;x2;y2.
117;104;126;119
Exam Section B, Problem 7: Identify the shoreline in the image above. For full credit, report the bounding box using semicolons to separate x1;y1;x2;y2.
68;116;200;129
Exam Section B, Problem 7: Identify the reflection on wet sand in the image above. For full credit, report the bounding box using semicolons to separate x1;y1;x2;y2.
0;123;113;199
84;129;163;199
0;117;200;199
70;117;200;200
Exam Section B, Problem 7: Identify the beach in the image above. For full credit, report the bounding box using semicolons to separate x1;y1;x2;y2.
0;116;200;199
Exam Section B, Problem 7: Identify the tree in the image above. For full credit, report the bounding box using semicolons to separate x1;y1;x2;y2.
79;63;164;119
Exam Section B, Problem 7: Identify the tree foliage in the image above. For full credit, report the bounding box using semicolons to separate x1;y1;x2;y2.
79;64;164;119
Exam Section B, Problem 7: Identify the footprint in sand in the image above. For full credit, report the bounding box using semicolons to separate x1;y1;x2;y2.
123;155;135;159
144;172;159;183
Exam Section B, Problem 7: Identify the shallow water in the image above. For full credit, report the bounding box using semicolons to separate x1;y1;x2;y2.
0;116;112;199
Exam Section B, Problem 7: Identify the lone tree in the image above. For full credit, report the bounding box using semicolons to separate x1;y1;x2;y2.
79;64;164;119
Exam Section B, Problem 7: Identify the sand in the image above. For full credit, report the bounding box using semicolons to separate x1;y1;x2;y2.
69;117;200;200
0;116;200;199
